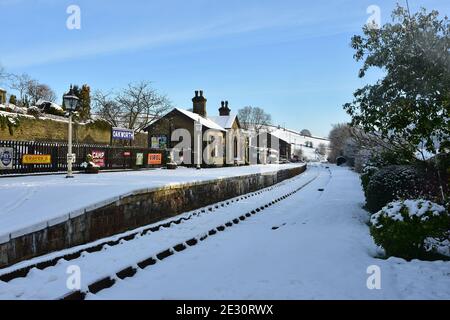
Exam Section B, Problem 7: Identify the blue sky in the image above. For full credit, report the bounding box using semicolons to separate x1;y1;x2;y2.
1;0;448;137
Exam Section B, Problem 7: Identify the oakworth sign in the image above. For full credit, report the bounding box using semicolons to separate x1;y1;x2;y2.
112;127;134;141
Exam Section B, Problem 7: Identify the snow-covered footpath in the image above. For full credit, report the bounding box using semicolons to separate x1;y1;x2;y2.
0;164;300;239
89;165;450;300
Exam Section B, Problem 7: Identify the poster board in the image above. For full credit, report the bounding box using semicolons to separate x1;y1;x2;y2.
92;150;105;167
150;135;167;149
136;153;144;166
22;154;51;165
0;147;13;169
148;153;162;165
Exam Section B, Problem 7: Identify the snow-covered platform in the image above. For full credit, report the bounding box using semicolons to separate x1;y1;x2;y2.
0;164;302;242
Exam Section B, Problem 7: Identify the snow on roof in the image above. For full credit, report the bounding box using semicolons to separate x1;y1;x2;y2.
269;128;330;146
0;87;6;92
263;129;301;145
175;108;226;132
267;130;291;144
50;102;63;111
208;114;237;129
262;125;329;142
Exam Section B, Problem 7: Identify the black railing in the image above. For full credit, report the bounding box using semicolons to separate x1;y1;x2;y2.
0;140;165;175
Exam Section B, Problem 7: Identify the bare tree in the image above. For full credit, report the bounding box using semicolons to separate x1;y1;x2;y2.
252;107;272;134
317;143;327;156
300;129;312;137
293;147;303;161
237;106;252;130
7;73;56;106
93;81;172;132
0;65;8;86
9;73;32;103
92;91;121;127
349;126;423;161
27;81;56;105
238;106;272;134
328;123;352;163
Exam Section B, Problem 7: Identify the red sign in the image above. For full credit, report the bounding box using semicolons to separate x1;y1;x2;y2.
123;151;131;157
92;150;105;167
148;153;162;165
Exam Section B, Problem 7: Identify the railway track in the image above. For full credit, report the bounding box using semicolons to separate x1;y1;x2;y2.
0;165;324;300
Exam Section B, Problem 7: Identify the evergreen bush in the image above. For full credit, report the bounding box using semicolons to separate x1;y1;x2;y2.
365;165;440;213
370;199;450;260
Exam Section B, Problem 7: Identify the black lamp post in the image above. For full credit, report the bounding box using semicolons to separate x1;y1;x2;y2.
63;85;79;178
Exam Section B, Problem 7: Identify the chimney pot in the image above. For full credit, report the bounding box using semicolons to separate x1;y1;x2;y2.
192;90;207;117
219;100;231;116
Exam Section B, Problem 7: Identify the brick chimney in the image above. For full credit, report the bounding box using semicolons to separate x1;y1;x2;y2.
192;90;207;118
219;100;231;116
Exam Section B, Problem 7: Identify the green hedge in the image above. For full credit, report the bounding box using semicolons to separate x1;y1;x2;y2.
365;165;440;213
370;199;450;260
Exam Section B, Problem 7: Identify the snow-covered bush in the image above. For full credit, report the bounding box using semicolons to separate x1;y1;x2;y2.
81;154;100;174
1;104;14;113
365;165;439;213
7;104;26;114
27;106;41;117
47;104;65;117
354;149;372;173
80;161;100;169
360;165;379;197
424;233;450;258
36;101;66;117
0;113;20;135
0;103;27;114
370;199;450;260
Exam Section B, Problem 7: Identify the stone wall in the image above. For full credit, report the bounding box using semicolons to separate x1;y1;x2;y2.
0;114;149;147
0;116;111;144
0;165;306;268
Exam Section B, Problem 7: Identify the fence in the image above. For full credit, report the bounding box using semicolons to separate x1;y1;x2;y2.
0;140;166;175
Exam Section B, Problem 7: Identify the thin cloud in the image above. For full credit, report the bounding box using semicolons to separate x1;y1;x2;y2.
1;6;353;68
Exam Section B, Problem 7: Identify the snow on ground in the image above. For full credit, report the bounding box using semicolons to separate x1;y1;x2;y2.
86;165;449;300
1;164;448;300
0;164;301;239
301;146;323;161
